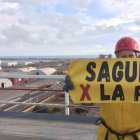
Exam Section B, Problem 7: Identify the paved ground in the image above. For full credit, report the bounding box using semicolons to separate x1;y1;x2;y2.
0;117;97;140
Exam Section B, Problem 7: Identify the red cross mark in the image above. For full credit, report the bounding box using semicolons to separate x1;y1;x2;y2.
80;84;91;101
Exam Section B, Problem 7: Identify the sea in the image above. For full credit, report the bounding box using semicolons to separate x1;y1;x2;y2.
0;54;114;61
0;55;99;61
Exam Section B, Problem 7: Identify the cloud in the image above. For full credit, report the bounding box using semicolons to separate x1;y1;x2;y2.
1;0;66;6
0;0;140;56
74;0;93;9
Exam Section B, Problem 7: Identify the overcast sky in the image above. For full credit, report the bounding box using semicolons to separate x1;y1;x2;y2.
0;0;140;56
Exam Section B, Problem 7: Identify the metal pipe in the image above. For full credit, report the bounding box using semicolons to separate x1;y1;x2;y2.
0;88;64;92
0;74;65;79
0;101;100;109
65;91;70;115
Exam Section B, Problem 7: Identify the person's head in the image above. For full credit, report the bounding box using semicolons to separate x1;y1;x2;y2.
114;37;140;58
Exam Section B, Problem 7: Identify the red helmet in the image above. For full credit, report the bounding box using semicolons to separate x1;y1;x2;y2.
115;37;140;53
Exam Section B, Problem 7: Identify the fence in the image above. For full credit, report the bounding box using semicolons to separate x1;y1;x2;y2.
0;73;100;116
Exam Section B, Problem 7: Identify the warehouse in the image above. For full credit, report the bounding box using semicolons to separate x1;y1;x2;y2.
0;78;12;88
30;67;57;75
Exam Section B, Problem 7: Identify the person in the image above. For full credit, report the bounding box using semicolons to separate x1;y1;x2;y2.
63;36;140;140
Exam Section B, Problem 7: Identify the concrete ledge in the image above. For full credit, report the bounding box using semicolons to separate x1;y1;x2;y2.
0;111;98;125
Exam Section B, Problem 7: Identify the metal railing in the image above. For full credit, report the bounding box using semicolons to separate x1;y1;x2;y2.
0;73;100;116
0;74;72;115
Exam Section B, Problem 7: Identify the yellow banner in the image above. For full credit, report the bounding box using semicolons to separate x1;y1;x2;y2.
68;58;140;103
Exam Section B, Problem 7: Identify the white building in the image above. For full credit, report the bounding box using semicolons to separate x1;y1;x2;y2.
0;78;12;88
30;67;57;75
18;67;36;73
8;62;18;66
